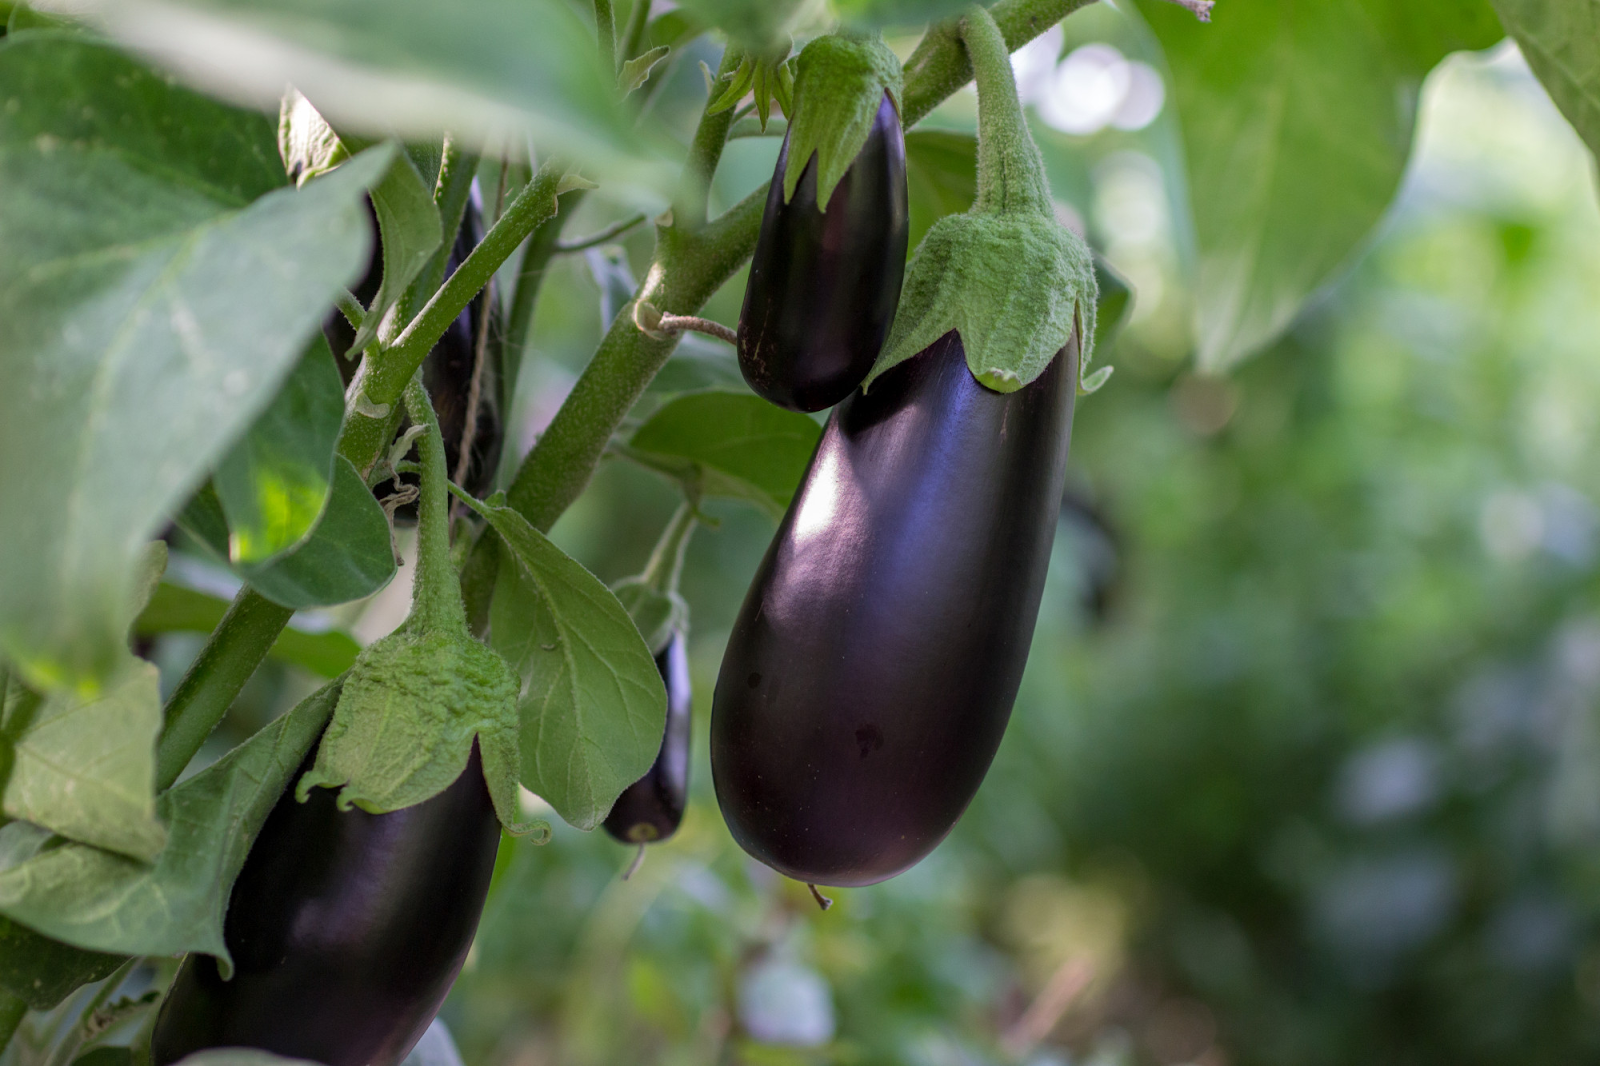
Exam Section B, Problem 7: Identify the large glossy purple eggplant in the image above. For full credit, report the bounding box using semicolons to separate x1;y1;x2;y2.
711;330;1078;886
150;744;501;1066
737;92;908;413
604;632;692;844
326;195;503;503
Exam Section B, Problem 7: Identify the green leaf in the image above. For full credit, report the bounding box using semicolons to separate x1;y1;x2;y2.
464;498;665;832
277;86;348;185
214;335;346;565
349;149;443;354
621;45;671;95
63;0;674;200
0;680;339;969
0;34;389;695
134;582;362;678
1;660;164;861
1490;0;1600;161
782;33;902;206
295;627;527;834
626;391;823;518
1137;0;1503;371
675;0;805;52
904;129;976;254
0;915;122;1011
182;457;398;610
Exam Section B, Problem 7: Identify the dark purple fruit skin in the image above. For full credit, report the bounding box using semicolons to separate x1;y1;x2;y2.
150;744;501;1066
604;632;692;845
711;330;1078;887
326;195;503;502
737;91;909;413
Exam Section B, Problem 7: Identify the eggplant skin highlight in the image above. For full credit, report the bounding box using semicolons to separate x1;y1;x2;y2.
712;330;1079;887
737;91;909;413
604;631;693;845
150;744;502;1066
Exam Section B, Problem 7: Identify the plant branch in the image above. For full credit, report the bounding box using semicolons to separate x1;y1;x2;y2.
404;375;469;636
594;0;617;70
336;288;365;331
340;159;566;474
556;212;648;252
505;0;1085;532
674;47;745;233
156;588;293;791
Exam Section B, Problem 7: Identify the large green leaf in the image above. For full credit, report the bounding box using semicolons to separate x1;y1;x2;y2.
1490;0;1600;161
0;661;165;862
134;582;362;678
0;34;387;694
0;916;123;1011
469;499;664;832
1138;0;1503;371
0;680;338;967
183;457;398;609
626;391;823;519
350;148;442;354
47;0;674;198
214;335;346;565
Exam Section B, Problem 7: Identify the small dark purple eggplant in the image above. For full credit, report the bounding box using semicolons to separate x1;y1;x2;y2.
737;91;908;413
604;631;692;844
150;744;501;1066
711;330;1078;887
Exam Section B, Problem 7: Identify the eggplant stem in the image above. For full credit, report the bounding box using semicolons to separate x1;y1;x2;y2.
807;883;834;911
633;300;737;345
624;842;647;880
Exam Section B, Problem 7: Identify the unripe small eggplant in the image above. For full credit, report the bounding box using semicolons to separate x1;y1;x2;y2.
737;44;909;413
604;631;692;844
150;743;501;1066
711;330;1077;886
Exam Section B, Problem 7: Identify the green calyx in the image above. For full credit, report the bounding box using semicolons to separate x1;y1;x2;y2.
781;32;904;208
868;5;1103;396
294;375;542;839
707;45;796;132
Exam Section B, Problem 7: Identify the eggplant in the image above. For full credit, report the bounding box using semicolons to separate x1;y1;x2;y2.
603;631;692;844
327;194;504;504
737;91;909;413
711;330;1078;886
150;743;501;1066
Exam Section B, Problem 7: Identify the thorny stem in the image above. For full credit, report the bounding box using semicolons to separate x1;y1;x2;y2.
505;0;1086;534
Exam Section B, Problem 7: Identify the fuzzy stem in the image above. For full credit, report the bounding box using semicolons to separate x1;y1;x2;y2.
504;0;1083;533
964;5;1051;217
156;589;294;790
594;0;617;70
674;46;745;233
641;503;696;595
404;375;470;637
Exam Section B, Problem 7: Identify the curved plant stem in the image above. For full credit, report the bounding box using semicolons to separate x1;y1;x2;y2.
505;0;1082;534
556;212;648;252
156;588;293;791
641;502;696;594
404;374;470;638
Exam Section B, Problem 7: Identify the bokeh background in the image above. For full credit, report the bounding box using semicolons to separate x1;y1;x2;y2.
139;4;1600;1064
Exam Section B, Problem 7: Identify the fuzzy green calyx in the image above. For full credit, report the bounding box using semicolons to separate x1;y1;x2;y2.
782;32;904;208
707;45;795;132
296;626;533;836
294;375;541;839
868;6;1101;395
